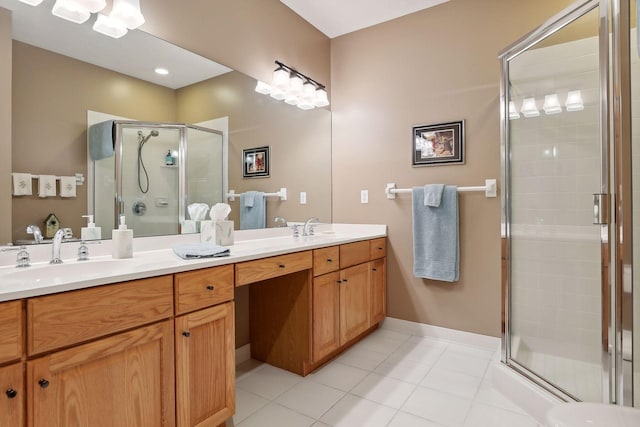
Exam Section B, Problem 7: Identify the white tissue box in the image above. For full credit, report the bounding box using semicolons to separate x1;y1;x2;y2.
200;220;215;243
215;220;234;246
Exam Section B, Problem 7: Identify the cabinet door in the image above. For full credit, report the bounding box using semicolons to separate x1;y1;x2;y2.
28;321;175;427
175;302;235;427
312;272;340;362
1;363;24;427
339;263;370;345
0;300;23;364
370;259;387;325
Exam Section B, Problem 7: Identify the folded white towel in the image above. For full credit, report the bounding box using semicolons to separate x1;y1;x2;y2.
60;176;76;198
38;175;57;198
12;173;32;196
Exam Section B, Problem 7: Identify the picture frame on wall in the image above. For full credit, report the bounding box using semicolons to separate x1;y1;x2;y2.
243;146;270;178
412;120;465;166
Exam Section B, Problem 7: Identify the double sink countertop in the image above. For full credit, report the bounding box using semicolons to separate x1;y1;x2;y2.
0;223;386;302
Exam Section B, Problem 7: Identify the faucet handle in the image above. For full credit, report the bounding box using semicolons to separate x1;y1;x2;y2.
77;241;89;261
308;224;317;236
1;245;30;268
291;224;300;238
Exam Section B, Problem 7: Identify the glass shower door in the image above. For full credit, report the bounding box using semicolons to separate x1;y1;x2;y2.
502;1;607;402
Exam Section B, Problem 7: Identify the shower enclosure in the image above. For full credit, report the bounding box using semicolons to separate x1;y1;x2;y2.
500;0;638;405
91;121;225;237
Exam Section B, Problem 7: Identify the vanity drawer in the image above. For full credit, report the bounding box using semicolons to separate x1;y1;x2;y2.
369;238;386;260
236;251;312;286
313;246;340;277
27;275;173;355
174;264;234;315
0;300;23;364
340;241;370;268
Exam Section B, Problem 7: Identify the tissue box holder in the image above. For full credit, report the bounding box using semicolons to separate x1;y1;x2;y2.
215;220;234;246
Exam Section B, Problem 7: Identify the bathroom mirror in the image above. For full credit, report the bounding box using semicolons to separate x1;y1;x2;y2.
3;0;331;242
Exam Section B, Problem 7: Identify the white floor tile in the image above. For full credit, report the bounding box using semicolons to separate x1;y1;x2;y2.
462;402;538;427
237;402;315;427
388;411;447;427
474;381;528;416
355;333;407;355
391;337;448;366
276;380;346;419
433;349;491;378
319;394;397;427
335;345;388;371
307;361;370;391
375;356;434;384
236;364;302;400
368;328;412;343
232;388;269;424
402;386;473;427
420;367;482;399
351;372;416;409
446;343;495;360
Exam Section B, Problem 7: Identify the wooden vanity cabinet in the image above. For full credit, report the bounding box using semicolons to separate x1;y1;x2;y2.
311;239;387;365
28;320;175;427
0;300;23;364
174;266;235;427
1;362;24;427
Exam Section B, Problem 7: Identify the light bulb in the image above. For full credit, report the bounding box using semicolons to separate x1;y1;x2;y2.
271;67;289;90
520;98;540;118
52;0;90;24
543;94;562;114
565;90;584;111
93;13;128;38
508;101;520;120
110;0;145;30
314;88;330;107
255;81;271;95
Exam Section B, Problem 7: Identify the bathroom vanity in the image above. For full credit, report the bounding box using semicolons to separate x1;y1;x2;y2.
0;224;386;427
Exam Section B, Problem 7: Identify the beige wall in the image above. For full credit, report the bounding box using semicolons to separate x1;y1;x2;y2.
0;9;11;244
330;0;575;337
141;0;330;91
11;42;176;242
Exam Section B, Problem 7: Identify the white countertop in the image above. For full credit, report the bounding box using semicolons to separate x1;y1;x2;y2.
0;224;386;302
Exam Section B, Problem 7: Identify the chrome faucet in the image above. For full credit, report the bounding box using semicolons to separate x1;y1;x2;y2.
273;216;287;227
50;228;72;264
302;217;319;236
1;245;31;268
26;225;44;243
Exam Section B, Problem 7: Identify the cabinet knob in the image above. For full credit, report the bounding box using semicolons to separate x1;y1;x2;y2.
182;331;191;337
278;264;286;269
5;388;17;399
372;268;377;272
206;285;215;291
342;278;348;283
336;280;342;284
39;379;50;389
327;258;333;263
378;247;383;250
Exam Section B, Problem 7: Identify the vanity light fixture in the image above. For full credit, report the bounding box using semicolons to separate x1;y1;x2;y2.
508;101;520;120
520;97;540;118
565;90;584;111
543;94;562;115
52;0;91;23
17;0;44;6
92;13;128;38
29;0;145;38
255;60;330;110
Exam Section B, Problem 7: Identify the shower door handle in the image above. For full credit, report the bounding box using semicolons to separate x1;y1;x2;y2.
592;193;609;225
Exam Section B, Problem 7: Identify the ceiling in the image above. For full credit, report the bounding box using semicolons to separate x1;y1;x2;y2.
0;0;231;89
280;0;450;38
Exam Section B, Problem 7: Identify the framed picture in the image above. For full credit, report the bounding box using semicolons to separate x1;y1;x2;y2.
243;146;270;178
412;120;464;166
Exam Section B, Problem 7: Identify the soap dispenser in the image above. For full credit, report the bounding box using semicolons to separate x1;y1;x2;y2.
165;150;174;166
112;215;133;259
81;215;102;241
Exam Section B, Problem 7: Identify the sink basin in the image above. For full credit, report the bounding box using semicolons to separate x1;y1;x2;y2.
0;258;134;286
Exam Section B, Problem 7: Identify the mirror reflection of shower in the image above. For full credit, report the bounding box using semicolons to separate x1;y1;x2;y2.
137;129;159;194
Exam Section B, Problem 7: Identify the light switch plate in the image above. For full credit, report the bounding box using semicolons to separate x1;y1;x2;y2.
360;190;368;204
300;192;307;204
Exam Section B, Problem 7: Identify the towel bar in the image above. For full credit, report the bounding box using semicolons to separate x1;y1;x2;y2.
385;179;497;199
226;188;287;202
27;173;85;185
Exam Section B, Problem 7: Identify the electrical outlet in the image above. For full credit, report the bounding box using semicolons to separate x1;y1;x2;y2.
300;192;307;204
360;190;368;204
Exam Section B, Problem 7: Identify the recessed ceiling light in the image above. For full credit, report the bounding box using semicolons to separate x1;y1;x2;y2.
154;68;169;75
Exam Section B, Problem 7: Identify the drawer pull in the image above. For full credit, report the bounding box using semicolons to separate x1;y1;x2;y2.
327;258;333;263
39;379;50;389
5;388;17;399
342;278;348;283
378;247;383;250
182;331;191;338
278;264;286;269
206;285;215;291
372;268;377;272
336;280;342;284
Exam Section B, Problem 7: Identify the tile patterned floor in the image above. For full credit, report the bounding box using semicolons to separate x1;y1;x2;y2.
228;328;540;427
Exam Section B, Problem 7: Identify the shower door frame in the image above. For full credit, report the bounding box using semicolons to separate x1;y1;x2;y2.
499;0;629;404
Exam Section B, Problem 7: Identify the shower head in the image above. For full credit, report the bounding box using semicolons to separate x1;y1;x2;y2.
139;130;160;144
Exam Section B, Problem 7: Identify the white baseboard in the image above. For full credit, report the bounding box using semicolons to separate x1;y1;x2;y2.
380;317;501;351
235;344;251;365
